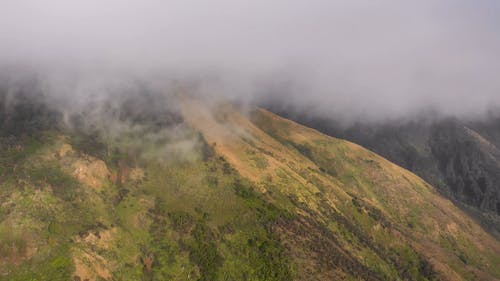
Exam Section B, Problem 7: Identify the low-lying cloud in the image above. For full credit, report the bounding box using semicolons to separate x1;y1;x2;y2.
1;0;500;122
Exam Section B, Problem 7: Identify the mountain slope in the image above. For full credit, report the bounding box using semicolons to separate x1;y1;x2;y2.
272;111;500;238
182;101;500;280
0;99;499;280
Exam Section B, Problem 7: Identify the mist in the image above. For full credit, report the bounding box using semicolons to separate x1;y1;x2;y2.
1;0;500;123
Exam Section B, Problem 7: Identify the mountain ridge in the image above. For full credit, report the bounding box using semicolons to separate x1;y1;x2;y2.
267;106;500;239
0;98;499;280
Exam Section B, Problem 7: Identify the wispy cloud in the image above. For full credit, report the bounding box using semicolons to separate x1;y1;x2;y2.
1;0;499;121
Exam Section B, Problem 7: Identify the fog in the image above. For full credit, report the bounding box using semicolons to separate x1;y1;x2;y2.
1;0;500;122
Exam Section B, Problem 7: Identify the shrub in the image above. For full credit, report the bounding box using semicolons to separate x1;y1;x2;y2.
31;164;79;201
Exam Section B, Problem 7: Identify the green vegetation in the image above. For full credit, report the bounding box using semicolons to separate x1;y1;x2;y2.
0;105;499;281
188;223;222;281
138;155;294;281
5;245;74;281
30;164;80;201
250;108;500;280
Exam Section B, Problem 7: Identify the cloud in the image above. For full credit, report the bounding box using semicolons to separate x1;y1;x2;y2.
1;0;499;121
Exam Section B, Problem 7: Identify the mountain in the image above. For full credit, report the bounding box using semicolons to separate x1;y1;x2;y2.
269;108;500;239
1;96;499;280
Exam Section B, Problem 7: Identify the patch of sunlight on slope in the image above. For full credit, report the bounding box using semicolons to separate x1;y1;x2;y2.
181;98;347;212
181;99;500;281
252;108;500;281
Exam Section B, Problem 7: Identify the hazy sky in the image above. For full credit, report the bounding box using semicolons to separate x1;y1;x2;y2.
1;0;500;121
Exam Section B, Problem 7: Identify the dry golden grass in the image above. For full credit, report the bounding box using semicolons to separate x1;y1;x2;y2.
181;100;500;280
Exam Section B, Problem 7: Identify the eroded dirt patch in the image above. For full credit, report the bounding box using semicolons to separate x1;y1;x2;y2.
72;158;110;189
73;251;111;281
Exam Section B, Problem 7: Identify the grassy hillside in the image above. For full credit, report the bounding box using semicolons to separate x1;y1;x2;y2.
270;110;500;238
0;100;499;281
248;110;500;280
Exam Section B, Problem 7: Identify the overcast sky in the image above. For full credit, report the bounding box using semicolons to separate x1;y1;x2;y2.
1;0;500;121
